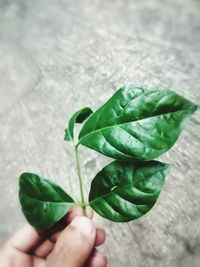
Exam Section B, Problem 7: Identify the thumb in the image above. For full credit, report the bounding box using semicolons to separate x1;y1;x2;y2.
46;216;96;267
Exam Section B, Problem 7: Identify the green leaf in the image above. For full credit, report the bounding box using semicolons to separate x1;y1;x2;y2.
89;160;169;222
78;86;197;161
64;107;93;141
19;173;75;230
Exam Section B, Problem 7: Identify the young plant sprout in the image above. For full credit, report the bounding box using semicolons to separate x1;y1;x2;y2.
19;85;197;230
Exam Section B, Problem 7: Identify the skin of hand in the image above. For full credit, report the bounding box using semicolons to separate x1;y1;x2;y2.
0;207;107;267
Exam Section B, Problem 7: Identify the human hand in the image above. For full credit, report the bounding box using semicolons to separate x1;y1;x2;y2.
0;207;107;267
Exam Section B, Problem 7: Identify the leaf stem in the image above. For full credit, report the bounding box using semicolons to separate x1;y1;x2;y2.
74;144;87;216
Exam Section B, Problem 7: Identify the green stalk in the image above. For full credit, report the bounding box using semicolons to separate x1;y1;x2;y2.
74;145;87;216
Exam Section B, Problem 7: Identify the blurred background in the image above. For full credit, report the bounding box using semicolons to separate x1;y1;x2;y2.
0;0;200;266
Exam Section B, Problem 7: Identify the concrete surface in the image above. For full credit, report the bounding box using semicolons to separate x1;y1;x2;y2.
0;0;200;266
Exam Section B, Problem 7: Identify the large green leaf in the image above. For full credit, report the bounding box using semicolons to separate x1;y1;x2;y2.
19;173;75;230
64;107;93;141
89;160;169;222
78;86;197;160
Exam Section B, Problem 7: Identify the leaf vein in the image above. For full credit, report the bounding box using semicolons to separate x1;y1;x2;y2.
78;110;189;145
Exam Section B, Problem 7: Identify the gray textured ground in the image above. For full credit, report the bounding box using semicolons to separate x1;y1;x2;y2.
0;0;200;266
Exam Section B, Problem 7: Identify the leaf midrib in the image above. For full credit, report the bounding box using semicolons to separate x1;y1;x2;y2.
78;108;191;145
20;193;74;205
89;168;166;205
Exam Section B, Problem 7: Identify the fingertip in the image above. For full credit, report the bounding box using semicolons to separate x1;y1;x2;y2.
70;216;95;237
49;208;95;243
46;206;94;237
34;239;54;258
49;231;61;243
95;228;106;247
88;250;107;267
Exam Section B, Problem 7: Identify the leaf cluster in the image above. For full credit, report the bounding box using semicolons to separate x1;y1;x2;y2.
19;86;197;229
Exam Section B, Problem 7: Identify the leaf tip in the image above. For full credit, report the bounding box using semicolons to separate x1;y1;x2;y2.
64;128;72;141
163;163;171;173
19;172;29;182
158;161;170;170
188;101;198;114
76;107;93;123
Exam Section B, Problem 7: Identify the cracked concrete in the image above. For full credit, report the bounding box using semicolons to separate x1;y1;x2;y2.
0;0;200;266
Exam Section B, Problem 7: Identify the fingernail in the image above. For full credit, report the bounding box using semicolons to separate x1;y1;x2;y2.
71;216;94;236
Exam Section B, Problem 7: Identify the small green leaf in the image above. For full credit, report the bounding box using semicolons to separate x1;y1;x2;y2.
64;107;93;141
19;173;75;230
78;86;197;161
89;160;170;222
